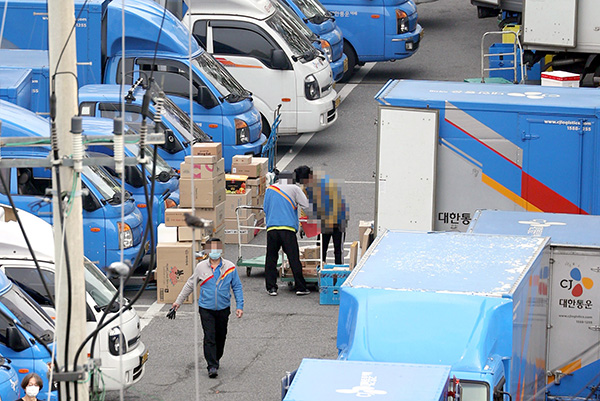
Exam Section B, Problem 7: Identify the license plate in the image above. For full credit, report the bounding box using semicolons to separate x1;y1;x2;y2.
334;96;341;109
343;57;348;72
140;350;149;365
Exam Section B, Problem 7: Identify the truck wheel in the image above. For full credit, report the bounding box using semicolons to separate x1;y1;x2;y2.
341;41;357;83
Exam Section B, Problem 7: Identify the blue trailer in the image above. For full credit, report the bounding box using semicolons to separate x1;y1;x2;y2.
283;359;452;401
0;68;32;109
0;50;50;114
467;210;600;398
374;80;600;234
337;230;551;401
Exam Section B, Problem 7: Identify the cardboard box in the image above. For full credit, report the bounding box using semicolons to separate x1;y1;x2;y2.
231;157;268;178
180;157;225;180
181;154;220;165
179;176;226;208
232;155;252;165
213;225;225;241
319;264;351;287
361;227;373;258
225;174;249;192
300;245;320;261
349;241;359;270
225;189;254;219
541;71;580;87
224;214;256;244
250;195;262;207
178;222;225;241
156;242;195;304
191;142;222;159
302;266;318;277
165;203;225;228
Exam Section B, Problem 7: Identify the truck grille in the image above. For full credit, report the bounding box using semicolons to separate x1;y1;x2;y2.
327;108;336;123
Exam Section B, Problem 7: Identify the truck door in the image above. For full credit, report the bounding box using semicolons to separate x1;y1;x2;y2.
200;19;297;132
519;115;589;214
547;248;600;381
5;167;53;223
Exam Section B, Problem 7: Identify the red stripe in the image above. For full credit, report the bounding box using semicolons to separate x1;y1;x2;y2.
521;171;587;214
199;275;213;287
445;118;521;169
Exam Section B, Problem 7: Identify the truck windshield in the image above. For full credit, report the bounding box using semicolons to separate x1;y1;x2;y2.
266;10;317;60
0;285;54;345
83;165;127;204
274;0;318;42
124;143;173;177
291;0;332;23
84;259;118;310
192;52;250;103
161;96;211;143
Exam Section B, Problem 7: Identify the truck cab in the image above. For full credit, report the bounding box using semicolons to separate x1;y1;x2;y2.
0;205;148;390
186;0;339;135
0;0;265;170
318;0;422;78
79;83;213;170
279;0;348;82
0;100;145;271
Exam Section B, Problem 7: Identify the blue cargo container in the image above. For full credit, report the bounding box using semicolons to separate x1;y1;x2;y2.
0;50;50;114
0;68;31;109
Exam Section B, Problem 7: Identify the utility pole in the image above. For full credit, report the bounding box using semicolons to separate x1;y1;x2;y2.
47;0;89;400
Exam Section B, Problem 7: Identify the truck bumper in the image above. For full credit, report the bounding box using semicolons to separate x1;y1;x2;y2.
102;342;148;390
386;24;423;61
331;53;349;82
296;90;339;134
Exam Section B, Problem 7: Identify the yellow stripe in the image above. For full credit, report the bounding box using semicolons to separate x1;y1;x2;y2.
547;359;581;384
481;173;542;212
268;186;297;209
267;226;296;232
220;267;236;280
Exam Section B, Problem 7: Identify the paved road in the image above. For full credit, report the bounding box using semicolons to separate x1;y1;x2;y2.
106;2;498;399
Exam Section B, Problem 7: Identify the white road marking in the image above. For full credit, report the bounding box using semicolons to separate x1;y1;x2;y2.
345;181;375;185
276;62;376;172
139;301;165;331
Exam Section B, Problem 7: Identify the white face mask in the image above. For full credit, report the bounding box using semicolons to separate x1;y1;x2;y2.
26;385;40;397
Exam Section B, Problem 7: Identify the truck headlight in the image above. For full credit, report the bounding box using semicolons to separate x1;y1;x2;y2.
108;327;126;356
320;39;333;63
117;222;134;249
396;9;409;34
304;75;320;100
235;119;250;144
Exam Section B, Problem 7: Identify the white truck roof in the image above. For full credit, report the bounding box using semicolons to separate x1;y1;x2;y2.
0;205;54;261
187;0;275;20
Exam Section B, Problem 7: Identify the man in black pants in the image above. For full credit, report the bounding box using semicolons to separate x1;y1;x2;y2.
263;171;310;296
294;166;348;265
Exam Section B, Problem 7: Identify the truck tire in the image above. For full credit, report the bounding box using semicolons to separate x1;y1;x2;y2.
341;41;357;83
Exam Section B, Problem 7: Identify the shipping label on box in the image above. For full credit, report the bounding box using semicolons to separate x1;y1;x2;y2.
232;155;253;165
180;176;226;208
231;158;268;178
224;214;256;244
180;157;225;180
225;189;254;219
156;242;196;304
192;142;222;159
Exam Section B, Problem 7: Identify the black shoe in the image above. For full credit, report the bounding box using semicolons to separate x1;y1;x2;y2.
208;367;218;378
296;289;310;296
268;289;278;296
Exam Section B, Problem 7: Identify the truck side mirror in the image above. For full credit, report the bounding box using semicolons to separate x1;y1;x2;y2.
6;326;30;352
163;129;184;154
196;86;219;109
271;49;288;70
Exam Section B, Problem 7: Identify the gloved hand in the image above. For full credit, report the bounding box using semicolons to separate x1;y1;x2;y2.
299;226;305;238
166;307;177;320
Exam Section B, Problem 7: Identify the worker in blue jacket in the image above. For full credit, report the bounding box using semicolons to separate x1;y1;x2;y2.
263;170;310;296
172;238;244;379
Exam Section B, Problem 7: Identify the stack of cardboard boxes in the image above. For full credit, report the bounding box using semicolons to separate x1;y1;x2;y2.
224;155;269;244
300;245;320;278
156;143;226;304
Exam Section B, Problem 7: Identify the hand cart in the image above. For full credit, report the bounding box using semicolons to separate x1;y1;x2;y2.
279;218;321;289
235;205;283;277
261;105;281;173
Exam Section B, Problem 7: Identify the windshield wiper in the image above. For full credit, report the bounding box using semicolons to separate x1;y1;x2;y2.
107;190;131;205
39;330;54;344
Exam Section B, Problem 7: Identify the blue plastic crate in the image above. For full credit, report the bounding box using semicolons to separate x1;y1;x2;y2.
318;264;351;287
488;43;542;83
319;285;342;305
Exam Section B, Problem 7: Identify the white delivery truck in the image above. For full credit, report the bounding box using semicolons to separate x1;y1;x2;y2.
0;205;148;390
185;0;339;135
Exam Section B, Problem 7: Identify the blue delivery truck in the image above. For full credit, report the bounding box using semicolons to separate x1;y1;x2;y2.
0;100;145;270
0;50;50;115
0;0;265;170
339;231;551;401
78;83;213;170
319;0;422;79
467;209;600;399
374;80;600;234
0;68;32;110
279;0;348;82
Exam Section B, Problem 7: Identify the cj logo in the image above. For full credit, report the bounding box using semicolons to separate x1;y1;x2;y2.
560;268;593;297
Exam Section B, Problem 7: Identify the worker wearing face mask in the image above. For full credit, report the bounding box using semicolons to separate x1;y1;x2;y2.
19;373;43;401
172;238;244;379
